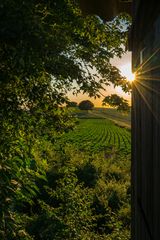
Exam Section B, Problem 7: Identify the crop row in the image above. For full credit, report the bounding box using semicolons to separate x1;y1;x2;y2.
63;119;131;153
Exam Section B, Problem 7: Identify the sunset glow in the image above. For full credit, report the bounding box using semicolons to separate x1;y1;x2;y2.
69;54;133;107
120;63;135;82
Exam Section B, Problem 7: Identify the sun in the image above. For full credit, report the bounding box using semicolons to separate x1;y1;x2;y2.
120;63;135;82
128;72;135;82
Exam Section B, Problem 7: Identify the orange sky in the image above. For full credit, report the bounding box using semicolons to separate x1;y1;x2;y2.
68;51;132;107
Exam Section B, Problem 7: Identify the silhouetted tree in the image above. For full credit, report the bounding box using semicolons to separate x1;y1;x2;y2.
79;100;94;110
102;94;130;112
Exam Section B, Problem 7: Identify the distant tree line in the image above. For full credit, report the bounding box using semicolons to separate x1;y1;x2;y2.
67;100;94;110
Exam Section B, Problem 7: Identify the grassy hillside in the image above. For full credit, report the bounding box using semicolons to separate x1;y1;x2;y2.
74;108;131;129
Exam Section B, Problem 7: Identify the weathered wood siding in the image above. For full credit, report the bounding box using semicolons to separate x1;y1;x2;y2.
132;1;160;239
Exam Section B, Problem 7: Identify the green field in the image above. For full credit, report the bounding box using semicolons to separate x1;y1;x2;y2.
63;118;131;154
57;112;131;239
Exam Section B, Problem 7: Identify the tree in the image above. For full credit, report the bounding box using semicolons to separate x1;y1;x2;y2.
79;100;94;110
102;94;130;112
0;0;130;102
0;0;130;237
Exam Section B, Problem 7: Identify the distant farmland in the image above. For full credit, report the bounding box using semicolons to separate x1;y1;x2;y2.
74;107;131;129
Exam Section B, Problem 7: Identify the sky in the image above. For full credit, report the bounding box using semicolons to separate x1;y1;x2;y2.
68;51;133;107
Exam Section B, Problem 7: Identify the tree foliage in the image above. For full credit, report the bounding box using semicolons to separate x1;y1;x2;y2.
67;101;78;107
102;94;130;112
1;0;130;101
79;100;94;110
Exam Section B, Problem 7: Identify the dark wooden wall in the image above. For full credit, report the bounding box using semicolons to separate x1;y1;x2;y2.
132;1;160;239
